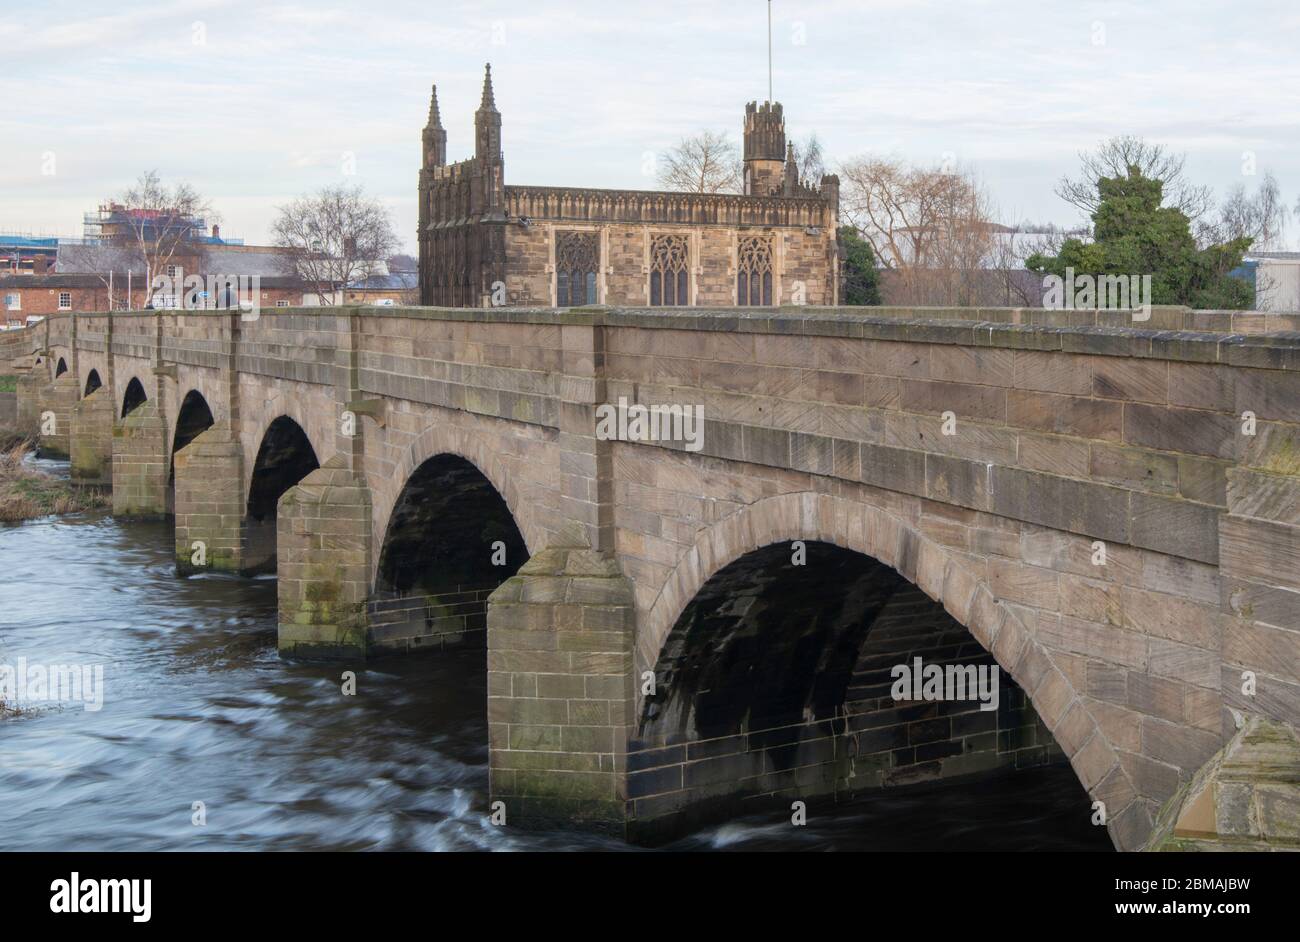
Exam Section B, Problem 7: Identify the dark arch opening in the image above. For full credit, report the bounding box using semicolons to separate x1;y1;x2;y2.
168;391;214;513
372;453;527;652
83;369;102;397
55;357;67;377
243;416;320;574
635;540;1110;850
121;377;147;418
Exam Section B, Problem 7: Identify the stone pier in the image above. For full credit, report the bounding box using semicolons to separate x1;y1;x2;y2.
70;386;115;485
487;531;637;833
111;400;170;518
276;455;373;659
173;422;246;573
14;360;46;434
39;373;79;458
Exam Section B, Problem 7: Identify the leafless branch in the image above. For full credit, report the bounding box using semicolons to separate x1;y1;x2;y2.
271;184;399;305
657;131;743;194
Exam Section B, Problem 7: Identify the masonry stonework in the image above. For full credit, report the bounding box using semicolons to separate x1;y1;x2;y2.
70;386;115;485
111;400;169;517
10;303;1300;851
173;422;246;573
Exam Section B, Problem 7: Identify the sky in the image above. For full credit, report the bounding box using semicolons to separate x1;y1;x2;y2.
3;0;1299;254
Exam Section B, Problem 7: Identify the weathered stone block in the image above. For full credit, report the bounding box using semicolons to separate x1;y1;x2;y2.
488;529;635;835
111;399;168;518
70;386;115;485
276;456;372;659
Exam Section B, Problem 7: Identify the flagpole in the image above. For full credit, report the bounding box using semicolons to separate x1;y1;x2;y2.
768;0;773;102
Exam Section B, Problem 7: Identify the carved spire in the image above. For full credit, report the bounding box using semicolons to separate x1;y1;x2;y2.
426;84;443;129
475;62;502;163
422;82;447;168
783;141;800;195
479;62;498;113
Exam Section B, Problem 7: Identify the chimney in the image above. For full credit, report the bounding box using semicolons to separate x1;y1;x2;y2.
34;255;49;275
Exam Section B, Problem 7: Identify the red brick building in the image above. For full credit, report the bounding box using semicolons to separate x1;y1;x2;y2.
1;273;312;326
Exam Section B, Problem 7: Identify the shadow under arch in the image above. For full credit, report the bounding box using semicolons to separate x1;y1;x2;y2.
635;490;1142;850
244;415;320;574
379;422;543;581
83;369;102;397
120;377;147;418
55;357;67;378
168;390;214;513
372;452;527;653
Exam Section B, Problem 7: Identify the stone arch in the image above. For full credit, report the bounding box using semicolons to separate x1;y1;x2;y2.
83;369;103;397
244;415;321;573
374;422;543;586
234;382;333;500
171;368;226;427
121;377;148;418
638;490;1146;850
170;389;215;481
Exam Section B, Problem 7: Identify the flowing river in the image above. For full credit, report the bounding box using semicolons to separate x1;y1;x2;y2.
0;475;1111;852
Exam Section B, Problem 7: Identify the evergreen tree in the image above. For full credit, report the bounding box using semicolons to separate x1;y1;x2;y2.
839;226;882;305
1027;165;1253;309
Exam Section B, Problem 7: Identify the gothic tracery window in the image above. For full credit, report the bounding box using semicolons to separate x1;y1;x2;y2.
737;236;773;306
649;234;689;306
555;231;600;306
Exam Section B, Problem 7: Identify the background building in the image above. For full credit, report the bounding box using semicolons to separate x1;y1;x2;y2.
1241;252;1300;312
418;65;840;308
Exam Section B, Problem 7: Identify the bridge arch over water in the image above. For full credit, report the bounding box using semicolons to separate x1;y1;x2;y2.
632;490;1139;845
244;415;320;574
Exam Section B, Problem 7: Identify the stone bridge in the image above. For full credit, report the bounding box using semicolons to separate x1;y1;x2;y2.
6;303;1299;850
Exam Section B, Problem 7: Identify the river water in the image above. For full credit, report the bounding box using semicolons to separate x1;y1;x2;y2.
0;483;1111;852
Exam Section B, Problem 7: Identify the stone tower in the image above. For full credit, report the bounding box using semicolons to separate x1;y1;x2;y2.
743;100;786;196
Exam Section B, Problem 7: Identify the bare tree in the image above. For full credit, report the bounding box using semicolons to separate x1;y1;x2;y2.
791;133;826;184
986;230;1040;306
111;170;214;303
272;185;399;305
839;156;999;305
1056;136;1214;222
1200;172;1289;250
658;131;742;194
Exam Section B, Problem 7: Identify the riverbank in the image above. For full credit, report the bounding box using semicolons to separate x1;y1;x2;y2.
0;435;111;522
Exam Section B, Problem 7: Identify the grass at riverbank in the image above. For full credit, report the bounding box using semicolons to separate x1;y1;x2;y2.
0;435;111;522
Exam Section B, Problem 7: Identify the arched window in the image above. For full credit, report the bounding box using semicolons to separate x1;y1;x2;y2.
555;231;599;306
737;236;774;306
650;234;689;306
